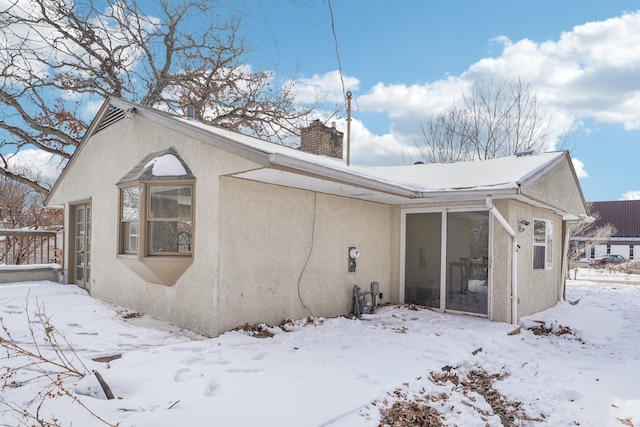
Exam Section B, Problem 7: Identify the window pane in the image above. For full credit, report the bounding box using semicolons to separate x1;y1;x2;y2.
123;221;138;252
149;186;192;219
546;221;553;268
533;220;545;244
122;188;140;220
533;246;545;269
149;220;192;253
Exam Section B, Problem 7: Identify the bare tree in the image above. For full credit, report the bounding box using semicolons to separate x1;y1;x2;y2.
418;77;551;163
0;0;315;195
0;167;48;229
567;202;616;278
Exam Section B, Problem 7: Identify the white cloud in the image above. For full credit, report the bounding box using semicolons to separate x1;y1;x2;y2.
571;158;588;179
358;77;469;119
331;11;640;165
621;191;640;200
466;11;640;129
6;149;66;186
347;118;417;166
289;70;359;104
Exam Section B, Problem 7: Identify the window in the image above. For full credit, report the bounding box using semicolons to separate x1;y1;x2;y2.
606;244;611;254
148;186;192;254
117;147;195;258
116;147;195;286
121;187;140;253
119;184;193;256
630;245;634;260
533;219;553;270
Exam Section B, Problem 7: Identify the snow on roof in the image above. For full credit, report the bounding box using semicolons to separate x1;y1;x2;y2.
117;146;195;184
145;154;188;177
370;152;564;193
106;99;568;202
175;114;563;195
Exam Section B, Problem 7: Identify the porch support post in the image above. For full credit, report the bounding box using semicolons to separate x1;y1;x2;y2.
485;196;519;325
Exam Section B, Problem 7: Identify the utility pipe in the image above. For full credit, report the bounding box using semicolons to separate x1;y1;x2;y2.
486;196;519;325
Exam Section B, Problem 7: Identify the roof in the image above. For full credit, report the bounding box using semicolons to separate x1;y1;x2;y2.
47;97;586;219
117;147;196;184
590;200;640;237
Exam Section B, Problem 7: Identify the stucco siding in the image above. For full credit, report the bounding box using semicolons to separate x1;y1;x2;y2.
522;158;587;217
491;200;512;323
217;177;393;332
505;200;563;319
47;114;264;336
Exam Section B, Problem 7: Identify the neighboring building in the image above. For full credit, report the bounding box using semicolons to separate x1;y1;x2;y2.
45;98;589;336
579;200;640;259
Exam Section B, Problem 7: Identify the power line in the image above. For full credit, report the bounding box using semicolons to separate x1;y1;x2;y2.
327;0;346;99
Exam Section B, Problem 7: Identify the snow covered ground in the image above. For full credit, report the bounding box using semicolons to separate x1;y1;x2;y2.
0;277;638;426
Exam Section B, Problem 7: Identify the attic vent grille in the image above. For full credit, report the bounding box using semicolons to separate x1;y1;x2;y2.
96;105;126;133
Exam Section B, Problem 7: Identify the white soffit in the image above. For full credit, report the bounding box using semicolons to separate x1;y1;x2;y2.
232;168;411;204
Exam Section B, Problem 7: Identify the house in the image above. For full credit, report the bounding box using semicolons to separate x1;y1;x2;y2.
576;200;640;260
45;97;589;336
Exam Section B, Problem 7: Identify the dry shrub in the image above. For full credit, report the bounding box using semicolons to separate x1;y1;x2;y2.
379;401;443;427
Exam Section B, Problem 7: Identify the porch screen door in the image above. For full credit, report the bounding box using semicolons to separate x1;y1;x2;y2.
404;210;490;316
404;213;442;308
74;204;91;289
445;211;489;315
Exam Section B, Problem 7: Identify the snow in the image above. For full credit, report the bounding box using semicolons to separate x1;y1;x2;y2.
371;151;563;192
0;263;61;271
176;113;562;195
1;277;639;426
144;154;187;176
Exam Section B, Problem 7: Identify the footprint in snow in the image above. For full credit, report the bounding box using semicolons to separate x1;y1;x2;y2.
204;378;221;397
174;368;200;382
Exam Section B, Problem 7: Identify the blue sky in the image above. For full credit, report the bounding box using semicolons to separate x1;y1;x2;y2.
231;0;640;202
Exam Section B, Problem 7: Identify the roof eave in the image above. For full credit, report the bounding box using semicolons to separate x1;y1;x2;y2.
266;153;419;199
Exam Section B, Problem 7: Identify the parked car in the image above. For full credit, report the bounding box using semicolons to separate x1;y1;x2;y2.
589;255;626;265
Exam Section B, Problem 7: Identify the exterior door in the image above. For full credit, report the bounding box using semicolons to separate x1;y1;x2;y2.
74;203;91;289
445;211;489;315
403;212;442;308
403;210;490;316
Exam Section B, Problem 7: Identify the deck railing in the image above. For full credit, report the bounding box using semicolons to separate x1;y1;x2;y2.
0;229;61;266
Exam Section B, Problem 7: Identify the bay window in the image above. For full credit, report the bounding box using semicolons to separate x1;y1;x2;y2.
119;183;193;256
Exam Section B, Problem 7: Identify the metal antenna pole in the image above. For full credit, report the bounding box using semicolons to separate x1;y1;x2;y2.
346;90;352;166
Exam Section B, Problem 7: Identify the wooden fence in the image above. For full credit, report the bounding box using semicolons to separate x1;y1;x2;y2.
0;229;61;266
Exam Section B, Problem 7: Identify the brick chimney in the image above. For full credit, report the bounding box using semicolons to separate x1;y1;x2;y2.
299;119;344;159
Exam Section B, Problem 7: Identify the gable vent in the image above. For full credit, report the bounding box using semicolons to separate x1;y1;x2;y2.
95;105;126;133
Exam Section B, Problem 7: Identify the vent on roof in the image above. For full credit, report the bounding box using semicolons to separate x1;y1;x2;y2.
185;105;195;119
516;150;535;157
95;105;126;133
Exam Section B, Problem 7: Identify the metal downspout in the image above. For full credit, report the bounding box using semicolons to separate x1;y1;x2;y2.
559;221;571;302
486;196;519;325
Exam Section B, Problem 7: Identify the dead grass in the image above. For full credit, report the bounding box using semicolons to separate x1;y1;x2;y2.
376;368;544;426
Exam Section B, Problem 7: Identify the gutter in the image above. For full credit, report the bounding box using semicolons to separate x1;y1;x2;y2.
486;196;519;325
267;153;418;199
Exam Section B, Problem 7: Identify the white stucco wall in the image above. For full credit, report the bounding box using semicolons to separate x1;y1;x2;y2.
217;177;394;332
46;112;583;336
48;113;263;336
48;112;396;336
522;156;587;218
492;199;564;321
